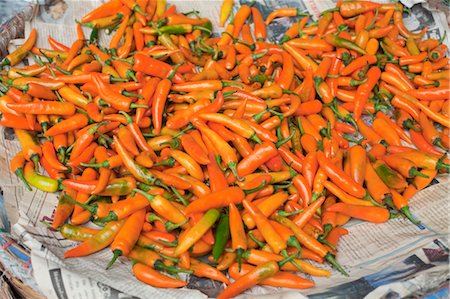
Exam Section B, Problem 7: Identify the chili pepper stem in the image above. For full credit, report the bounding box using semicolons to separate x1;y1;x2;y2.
325;253;348;276
287;236;302;257
436;155;450;172
171;187;189;206
319;224;333;241
243;180;267;195
66;196;97;214
400;206;422;227
320;239;336;251
106;249;122;270
30;155;40;172
280;249;304;272
15;169;32;191
80;161;110;168
236;248;244;272
250;133;262;144
173;123;194;138
409;168;429;178
247;231;265;248
277;209;304;217
166;218;190;231
153;157;176;167
363;193;385;208
276;127;297;148
229;161;244;181
154;260;193;275
433;140;447;152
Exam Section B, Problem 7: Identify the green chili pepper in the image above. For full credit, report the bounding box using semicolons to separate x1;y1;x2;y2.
213;214;230;262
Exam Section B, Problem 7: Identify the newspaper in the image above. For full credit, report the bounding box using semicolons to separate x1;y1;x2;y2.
0;0;449;298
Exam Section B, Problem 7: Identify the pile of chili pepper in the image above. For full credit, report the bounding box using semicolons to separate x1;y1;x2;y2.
1;0;449;297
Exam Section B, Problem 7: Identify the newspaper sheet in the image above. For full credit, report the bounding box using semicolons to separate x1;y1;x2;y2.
0;0;449;298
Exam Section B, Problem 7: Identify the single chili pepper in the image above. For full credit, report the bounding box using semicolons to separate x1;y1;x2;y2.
81;0;122;22
173;208;220;256
375;111;412;144
322;180;372;206
188;258;230;284
228;263;314;289
52;191;76;228
7;101;75;116
338;1;380;17
132;263;187;288
107;208;146;269
393;10;427;39
317;11;333;38
300;152;318;188
69;121;106;160
168;149;204;181
7;64;47;79
419;112;446;150
216;252;237;271
409;129;443;156
185;187;244;215
382;155;427;179
132;53;184;82
212;214;230;262
340;55;377;76
58;224;100;242
1;28;37;68
324;34;366;55
265;8;309;25
353;66;381;120
392;150;449;171
44;114;88;137
406;87;450;102
219;0;233;27
236;142;277;178
284;43;318;72
64;219;125;258
226;203;246;271
348;145;366;186
327;203;390;223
